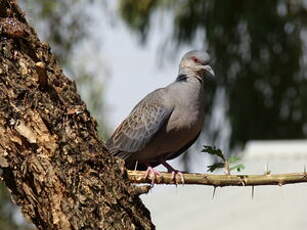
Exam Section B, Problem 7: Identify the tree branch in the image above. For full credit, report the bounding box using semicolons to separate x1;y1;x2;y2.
128;170;307;186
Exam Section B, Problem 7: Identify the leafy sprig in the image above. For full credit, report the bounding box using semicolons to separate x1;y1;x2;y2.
202;145;245;174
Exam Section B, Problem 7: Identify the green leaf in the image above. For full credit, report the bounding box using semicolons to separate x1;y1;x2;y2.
230;164;245;172
228;156;241;164
202;145;225;161
207;162;225;172
203;146;245;173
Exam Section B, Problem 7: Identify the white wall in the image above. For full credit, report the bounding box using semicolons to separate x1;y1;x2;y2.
141;140;307;230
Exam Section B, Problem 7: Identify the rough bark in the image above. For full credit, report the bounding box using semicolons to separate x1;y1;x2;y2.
0;1;154;229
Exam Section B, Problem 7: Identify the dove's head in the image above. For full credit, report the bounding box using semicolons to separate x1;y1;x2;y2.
179;50;215;79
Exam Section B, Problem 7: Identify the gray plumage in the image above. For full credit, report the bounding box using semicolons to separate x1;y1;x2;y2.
107;50;214;171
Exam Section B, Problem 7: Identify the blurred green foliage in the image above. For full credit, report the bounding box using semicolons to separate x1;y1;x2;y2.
119;0;158;41
22;0;89;65
119;0;307;148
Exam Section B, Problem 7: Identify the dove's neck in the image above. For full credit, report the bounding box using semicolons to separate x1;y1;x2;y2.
167;71;205;126
177;68;203;84
170;71;205;104
175;68;204;86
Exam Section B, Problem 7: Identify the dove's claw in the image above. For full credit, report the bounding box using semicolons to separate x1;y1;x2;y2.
171;170;185;184
144;166;161;184
162;161;185;184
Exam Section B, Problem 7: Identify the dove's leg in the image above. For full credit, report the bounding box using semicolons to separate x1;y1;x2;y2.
161;161;184;184
144;165;161;184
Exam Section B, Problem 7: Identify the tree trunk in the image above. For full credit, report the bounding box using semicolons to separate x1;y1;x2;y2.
0;1;154;229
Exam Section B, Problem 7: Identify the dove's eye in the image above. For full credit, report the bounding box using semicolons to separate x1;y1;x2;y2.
191;56;200;63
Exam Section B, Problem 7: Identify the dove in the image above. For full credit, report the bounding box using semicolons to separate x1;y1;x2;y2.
107;50;215;182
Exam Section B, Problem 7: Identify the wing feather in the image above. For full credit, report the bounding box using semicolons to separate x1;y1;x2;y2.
106;89;173;159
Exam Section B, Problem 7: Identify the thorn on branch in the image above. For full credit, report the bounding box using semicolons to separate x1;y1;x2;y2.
134;161;138;171
264;162;271;175
212;186;217;200
240;177;246;186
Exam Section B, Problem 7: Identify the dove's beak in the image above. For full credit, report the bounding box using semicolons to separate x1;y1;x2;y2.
203;65;215;77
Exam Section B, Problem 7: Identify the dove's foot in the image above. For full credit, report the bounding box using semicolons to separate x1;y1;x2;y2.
171;170;185;184
161;161;185;184
144;166;161;184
